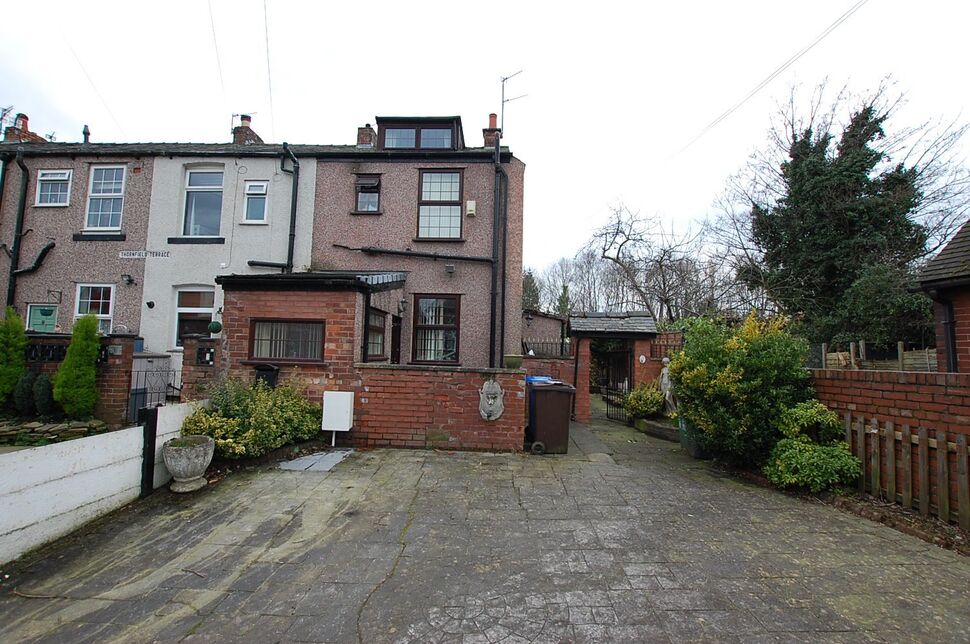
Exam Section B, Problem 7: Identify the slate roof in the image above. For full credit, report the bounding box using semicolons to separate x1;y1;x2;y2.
216;270;407;292
569;311;658;336
918;219;970;288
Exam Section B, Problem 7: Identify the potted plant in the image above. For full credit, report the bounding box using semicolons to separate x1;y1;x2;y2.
162;435;215;492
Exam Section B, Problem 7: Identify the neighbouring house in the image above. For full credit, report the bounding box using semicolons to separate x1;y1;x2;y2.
918;218;970;372
521;308;568;356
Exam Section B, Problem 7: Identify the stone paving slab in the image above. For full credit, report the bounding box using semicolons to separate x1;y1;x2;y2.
1;419;970;642
279;449;354;472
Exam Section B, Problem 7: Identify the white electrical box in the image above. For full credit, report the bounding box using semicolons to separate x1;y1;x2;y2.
322;391;354;432
466;200;477;216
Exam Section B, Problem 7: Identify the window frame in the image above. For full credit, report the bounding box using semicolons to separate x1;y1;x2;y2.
411;294;460;365
35;169;73;207
416;170;463;240
366;307;388;360
243;180;268;223
74;283;114;334
26;303;59;333
174;288;215;348
85;165;126;231
381;124;457;150
248;318;327;363
353;174;382;214
182;169;225;237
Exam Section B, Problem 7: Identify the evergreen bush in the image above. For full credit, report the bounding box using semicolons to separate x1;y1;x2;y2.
0;306;28;406
33;373;58;417
668;314;813;466
53;315;100;418
763;437;861;492
13;371;37;416
624;381;665;419
183;378;321;458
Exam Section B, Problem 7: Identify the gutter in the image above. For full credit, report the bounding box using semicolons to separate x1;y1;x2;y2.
333;244;494;264
13;240;55;275
281;142;300;273
5;153;29;307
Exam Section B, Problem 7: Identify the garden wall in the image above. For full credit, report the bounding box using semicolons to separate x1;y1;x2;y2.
812;368;970;528
0;401;197;564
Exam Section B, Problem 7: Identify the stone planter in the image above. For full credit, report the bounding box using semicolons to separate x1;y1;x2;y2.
504;354;524;369
162;435;215;493
678;417;709;460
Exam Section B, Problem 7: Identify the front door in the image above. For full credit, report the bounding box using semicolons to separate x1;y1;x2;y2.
391;315;402;364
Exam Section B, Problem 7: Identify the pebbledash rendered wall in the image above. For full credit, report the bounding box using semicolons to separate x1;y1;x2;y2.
182;287;526;451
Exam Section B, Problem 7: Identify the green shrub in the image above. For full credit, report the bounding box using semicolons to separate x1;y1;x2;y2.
624;381;665;419
779;400;842;444
668;314;813;466
13;371;36;416
763;437;862;492
184;379;321;458
53;315;100;418
33;373;58;417
0;306;28;406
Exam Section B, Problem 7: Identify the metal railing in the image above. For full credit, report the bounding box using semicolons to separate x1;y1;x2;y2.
128;369;183;423
522;338;572;358
603;385;630;425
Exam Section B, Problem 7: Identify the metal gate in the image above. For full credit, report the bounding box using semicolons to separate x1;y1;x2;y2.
603;385;629;424
128;369;183;423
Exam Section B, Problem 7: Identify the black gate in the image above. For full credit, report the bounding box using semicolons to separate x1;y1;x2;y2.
603;385;629;424
128;369;183;423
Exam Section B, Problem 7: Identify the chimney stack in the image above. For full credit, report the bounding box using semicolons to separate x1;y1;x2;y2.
482;112;500;148
232;114;264;145
3;112;46;143
357;123;377;148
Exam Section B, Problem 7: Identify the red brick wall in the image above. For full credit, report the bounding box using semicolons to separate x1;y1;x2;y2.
574;338;591;424
522;357;575;385
355;366;525;451
25;334;136;428
180;336;220;401
813;368;970;523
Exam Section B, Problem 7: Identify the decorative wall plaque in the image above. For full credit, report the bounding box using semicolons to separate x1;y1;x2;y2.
479;379;505;421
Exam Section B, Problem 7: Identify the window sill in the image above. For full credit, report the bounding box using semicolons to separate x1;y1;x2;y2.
168;237;226;244
412;237;465;243
409;360;461;366
350;210;383;216
238;220;268;226
73;232;126;242
241;359;330;367
34;203;69;208
366;356;388;362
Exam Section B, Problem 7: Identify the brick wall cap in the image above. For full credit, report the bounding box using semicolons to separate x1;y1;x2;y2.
355;363;524;375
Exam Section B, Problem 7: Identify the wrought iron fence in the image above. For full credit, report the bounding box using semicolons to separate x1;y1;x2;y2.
128;369;183;423
522;338;572;358
603;385;630;425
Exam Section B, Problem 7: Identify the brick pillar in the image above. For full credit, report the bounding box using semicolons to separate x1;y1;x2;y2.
181;335;221;401
95;335;136;428
574;336;591;424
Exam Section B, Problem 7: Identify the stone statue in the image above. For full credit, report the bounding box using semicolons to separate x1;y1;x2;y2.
479;379;505;421
660;356;677;416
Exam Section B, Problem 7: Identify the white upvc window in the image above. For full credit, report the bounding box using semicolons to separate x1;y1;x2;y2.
36;170;72;206
244;181;268;222
85;166;126;230
75;284;114;334
183;170;224;236
174;289;215;347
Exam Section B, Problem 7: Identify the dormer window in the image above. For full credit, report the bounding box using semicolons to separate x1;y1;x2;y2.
378;118;462;150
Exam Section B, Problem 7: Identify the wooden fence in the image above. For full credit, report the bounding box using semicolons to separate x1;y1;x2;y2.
823;341;937;372
845;413;970;530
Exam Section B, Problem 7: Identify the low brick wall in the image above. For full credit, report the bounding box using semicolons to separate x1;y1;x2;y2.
522;356;575;385
355;365;525;451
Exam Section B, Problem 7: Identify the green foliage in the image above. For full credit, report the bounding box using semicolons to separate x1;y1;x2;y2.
13;371;36;416
184;378;321;459
763;437;861;492
746;102;929;344
555;284;571;317
779;400;842;444
53;315;100;418
0;307;28;406
668;314;813;466
33;373;58;417
624;381;665;419
522;269;542;311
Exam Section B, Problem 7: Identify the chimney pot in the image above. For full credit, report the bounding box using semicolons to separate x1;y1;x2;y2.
483;113;501;148
14;113;28;130
240;114;252;126
82;124;90;143
488;113;497;129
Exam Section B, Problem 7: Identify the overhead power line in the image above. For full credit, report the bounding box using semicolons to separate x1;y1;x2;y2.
61;31;128;140
677;0;869;155
263;0;276;140
208;0;228;111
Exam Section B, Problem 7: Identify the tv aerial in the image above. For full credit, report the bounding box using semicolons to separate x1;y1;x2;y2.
500;70;527;137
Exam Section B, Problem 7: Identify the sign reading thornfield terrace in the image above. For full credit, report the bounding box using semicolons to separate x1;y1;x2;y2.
119;250;172;259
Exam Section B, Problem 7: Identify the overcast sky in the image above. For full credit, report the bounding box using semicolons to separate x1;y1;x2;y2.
3;1;968;270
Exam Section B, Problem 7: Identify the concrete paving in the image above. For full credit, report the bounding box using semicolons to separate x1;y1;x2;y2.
2;417;970;643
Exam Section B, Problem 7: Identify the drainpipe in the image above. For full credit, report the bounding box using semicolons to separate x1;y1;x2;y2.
360;291;371;364
942;297;958;372
498;164;509;367
5;153;29;307
280;143;300;274
488;136;501;367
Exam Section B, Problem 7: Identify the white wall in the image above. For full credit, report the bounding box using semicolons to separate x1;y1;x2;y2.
140;156;317;361
0;401;201;564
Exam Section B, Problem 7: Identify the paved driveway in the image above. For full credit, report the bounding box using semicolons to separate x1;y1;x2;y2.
2;419;969;643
